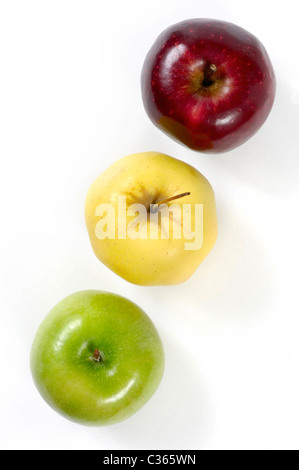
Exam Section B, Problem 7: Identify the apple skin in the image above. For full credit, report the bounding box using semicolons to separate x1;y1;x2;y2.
85;152;217;286
141;18;276;153
30;291;164;426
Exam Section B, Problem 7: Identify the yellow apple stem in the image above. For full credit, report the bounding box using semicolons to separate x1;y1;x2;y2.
151;191;191;213
156;191;191;206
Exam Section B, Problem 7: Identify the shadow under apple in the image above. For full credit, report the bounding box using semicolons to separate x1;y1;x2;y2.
142;199;275;327
210;77;299;195
87;331;212;450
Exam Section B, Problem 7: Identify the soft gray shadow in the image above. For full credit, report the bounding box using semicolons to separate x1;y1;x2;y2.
181;202;274;323
209;77;299;195
87;332;212;450
142;199;275;327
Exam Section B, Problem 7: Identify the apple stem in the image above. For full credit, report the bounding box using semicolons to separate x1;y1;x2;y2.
93;349;102;362
152;191;191;211
203;63;217;87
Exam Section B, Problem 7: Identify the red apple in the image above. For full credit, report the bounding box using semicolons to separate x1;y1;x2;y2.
141;19;276;153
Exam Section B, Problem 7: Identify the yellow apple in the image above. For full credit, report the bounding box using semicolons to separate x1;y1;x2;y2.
85;152;217;285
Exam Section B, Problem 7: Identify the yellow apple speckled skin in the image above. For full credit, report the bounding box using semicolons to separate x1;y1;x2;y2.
85;152;217;285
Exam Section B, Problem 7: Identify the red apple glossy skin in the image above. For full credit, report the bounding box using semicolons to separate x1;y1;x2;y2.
141;19;276;153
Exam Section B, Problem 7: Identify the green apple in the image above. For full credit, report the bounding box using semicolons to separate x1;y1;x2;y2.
30;290;164;426
85;151;217;285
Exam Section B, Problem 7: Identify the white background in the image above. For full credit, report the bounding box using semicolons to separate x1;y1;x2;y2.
1;0;299;450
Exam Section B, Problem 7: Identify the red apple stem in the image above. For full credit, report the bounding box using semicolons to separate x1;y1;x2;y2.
203;63;217;87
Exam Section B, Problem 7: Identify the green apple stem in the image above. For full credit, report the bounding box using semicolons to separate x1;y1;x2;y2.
203;63;217;87
93;349;102;362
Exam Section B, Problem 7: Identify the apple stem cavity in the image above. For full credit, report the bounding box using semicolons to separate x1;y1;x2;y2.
203;63;217;87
